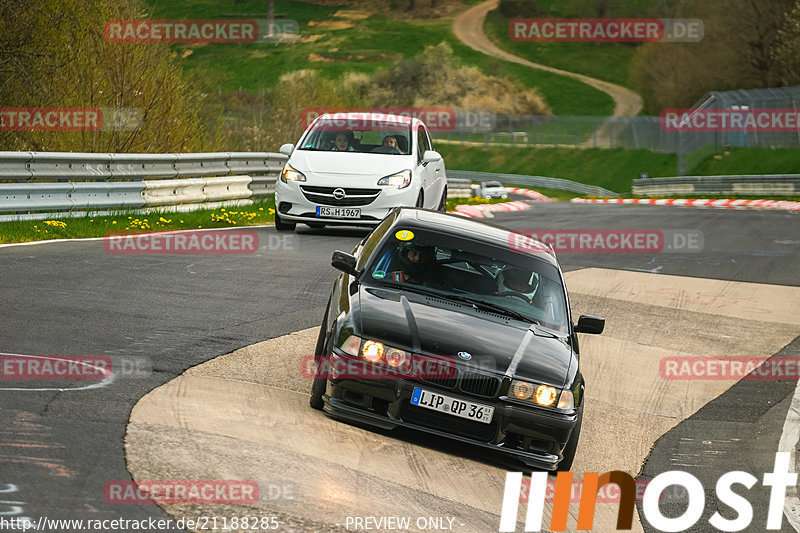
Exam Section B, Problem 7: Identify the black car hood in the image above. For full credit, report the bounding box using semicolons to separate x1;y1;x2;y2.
357;286;573;387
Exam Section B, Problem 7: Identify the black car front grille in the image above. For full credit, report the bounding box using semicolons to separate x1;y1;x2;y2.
300;186;381;206
459;371;500;397
401;405;497;442
419;376;458;389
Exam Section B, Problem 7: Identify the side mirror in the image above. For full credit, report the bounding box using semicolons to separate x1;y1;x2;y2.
279;143;294;156
331;250;359;277
574;315;605;334
422;150;441;164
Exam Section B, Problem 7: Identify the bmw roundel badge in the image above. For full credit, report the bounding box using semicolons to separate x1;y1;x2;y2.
457;351;472;361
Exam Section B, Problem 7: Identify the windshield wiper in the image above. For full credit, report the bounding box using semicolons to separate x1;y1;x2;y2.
373;283;537;323
375;281;440;298
445;294;538;324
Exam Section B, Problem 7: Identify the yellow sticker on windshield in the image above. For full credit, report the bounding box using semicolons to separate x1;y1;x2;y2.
395;230;414;241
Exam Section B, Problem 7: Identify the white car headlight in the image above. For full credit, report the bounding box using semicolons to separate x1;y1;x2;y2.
281;163;306;183
377;169;412;189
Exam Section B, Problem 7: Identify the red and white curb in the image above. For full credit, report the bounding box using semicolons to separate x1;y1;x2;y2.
571;198;800;212
448;188;553;219
507;188;553;201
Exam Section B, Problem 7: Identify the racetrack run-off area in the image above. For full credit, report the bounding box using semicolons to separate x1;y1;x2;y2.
126;268;800;532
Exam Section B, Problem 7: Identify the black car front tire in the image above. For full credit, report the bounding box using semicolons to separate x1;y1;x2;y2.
556;409;583;471
310;306;330;410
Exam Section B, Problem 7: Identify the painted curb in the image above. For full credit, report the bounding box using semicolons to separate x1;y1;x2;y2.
571;198;800;212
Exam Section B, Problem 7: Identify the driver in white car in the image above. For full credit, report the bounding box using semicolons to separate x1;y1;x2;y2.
382;135;399;150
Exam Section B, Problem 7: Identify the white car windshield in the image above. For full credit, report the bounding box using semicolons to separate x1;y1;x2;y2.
298;115;413;155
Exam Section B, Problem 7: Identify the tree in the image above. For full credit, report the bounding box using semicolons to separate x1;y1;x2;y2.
0;0;207;152
772;0;800;85
630;0;796;113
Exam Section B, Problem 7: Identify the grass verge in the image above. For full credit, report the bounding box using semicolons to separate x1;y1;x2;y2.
441;145;800;194
1;196;510;244
441;145;677;193
689;148;800;176
0;198;276;244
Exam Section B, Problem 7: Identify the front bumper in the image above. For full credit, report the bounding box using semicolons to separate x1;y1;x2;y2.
275;179;418;226
322;364;579;471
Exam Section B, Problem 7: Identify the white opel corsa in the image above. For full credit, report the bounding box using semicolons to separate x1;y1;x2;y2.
274;112;447;230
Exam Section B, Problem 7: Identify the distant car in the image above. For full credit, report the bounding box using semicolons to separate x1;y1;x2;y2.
274;112;448;231
480;180;508;199
309;208;605;471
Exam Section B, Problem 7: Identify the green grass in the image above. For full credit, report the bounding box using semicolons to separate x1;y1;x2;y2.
144;0;612;116
440;144;677;193
484;10;639;91
441;34;614;116
0;198;276;244
441;144;800;196
689;148;800;176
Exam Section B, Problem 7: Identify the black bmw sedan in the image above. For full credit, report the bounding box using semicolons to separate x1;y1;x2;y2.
309;207;604;471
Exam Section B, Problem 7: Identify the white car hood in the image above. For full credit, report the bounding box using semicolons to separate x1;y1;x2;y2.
289;150;412;177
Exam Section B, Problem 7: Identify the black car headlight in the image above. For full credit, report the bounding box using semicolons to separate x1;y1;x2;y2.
510;379;574;411
339;335;410;368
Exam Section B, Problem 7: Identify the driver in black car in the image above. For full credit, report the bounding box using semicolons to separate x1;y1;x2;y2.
391;243;450;288
496;267;539;303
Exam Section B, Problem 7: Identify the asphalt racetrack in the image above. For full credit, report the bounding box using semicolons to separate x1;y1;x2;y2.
1;201;799;532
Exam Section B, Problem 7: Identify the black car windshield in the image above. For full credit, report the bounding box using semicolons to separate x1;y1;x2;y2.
363;227;570;332
297;114;413;155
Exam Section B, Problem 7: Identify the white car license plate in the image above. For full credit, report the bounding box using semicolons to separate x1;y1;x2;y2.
410;387;494;424
316;206;360;219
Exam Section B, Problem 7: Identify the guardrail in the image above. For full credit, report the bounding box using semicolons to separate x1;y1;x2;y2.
0;151;289;221
448;170;620;198
632;174;800;197
0;151;287;184
0;151;474;221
